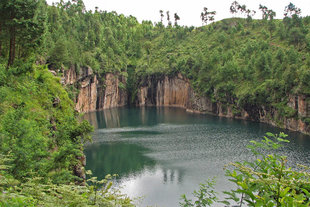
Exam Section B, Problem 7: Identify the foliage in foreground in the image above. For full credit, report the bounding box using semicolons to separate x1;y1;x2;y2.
0;158;134;207
180;133;310;207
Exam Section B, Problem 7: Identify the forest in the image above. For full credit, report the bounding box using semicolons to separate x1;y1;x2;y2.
0;0;310;206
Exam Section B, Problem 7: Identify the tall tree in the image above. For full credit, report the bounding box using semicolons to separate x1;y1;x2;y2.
245;9;256;21
259;4;275;21
238;4;247;16
174;13;180;26
159;10;164;23
200;12;205;26
283;3;302;29
0;1;4;57
259;4;268;20
166;11;172;26
201;7;216;25
284;2;301;17
2;0;43;67
230;1;239;17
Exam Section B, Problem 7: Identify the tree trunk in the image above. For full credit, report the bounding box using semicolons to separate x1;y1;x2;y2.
0;22;2;57
7;26;16;67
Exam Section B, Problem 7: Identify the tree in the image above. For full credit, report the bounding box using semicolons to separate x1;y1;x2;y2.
259;4;276;21
48;38;69;69
1;0;44;67
201;7;216;25
259;4;268;20
230;1;239;17
174;13;180;26
284;2;301;18
166;11;172;26
267;9;276;20
289;27;306;46
238;4;247;16
245;9;256;22
0;0;5;57
159;10;164;23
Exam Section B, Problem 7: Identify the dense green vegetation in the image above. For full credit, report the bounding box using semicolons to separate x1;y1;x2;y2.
0;0;310;206
2;0;309;118
0;0;134;205
0;63;92;182
14;0;308;125
135;17;310;123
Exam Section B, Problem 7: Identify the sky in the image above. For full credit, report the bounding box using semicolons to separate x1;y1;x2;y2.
46;0;310;26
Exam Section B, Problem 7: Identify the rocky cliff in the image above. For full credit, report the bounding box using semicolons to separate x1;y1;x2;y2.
62;67;309;134
135;73;310;135
137;73;193;108
63;66;127;113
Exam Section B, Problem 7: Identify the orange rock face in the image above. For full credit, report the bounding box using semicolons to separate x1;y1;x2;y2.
63;67;127;113
103;73;127;109
75;75;98;112
61;67;309;135
136;74;310;135
137;74;192;108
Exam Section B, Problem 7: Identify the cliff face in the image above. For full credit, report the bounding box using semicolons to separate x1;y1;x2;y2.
137;74;193;108
63;68;309;134
136;74;310;135
63;66;127;113
101;73;127;109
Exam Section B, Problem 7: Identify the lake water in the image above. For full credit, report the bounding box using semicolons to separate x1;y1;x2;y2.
84;107;310;207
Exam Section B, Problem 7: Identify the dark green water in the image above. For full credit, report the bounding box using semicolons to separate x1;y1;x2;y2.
84;107;310;207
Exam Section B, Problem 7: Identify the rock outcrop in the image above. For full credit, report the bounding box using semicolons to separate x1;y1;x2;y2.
135;73;310;135
63;66;127;113
137;73;193;108
61;67;309;135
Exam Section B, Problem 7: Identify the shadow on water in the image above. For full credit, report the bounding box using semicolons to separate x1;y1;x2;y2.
84;142;156;180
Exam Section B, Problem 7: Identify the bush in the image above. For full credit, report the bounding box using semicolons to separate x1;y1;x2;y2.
0;156;135;207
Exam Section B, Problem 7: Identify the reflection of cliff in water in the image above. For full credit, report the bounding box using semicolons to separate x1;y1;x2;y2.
84;106;211;130
103;108;121;128
82;111;99;129
82;108;121;129
84;143;156;181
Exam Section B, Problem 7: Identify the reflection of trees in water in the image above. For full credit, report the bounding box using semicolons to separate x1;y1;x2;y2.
162;168;184;184
85;143;156;181
85;141;186;184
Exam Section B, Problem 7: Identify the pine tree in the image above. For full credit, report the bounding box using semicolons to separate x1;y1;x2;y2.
1;0;44;67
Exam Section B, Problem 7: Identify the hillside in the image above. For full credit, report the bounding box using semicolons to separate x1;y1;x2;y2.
0;0;310;205
133;17;310;132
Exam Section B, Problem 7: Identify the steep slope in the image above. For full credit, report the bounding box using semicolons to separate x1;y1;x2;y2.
62;66;127;112
0;63;92;182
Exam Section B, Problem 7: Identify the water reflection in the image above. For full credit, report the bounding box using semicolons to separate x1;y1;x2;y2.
162;168;184;184
84;107;310;207
84;143;156;180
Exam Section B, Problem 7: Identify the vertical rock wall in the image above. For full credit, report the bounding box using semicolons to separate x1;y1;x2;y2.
137;74;193;108
102;73;127;109
62;67;309;135
135;73;310;135
63;66;127;113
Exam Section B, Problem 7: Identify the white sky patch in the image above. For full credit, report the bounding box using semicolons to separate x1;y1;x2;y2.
46;0;310;26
